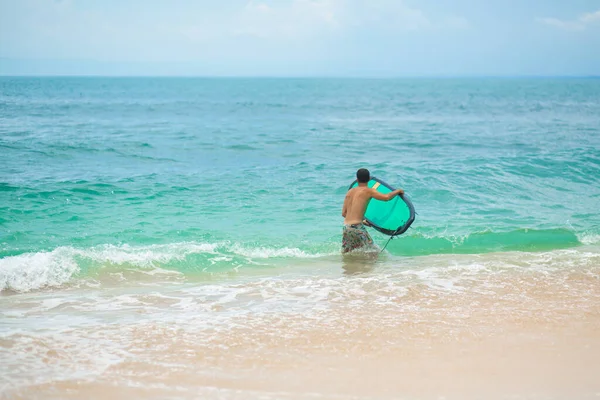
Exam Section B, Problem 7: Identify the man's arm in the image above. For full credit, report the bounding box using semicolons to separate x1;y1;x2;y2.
370;188;404;202
342;193;350;217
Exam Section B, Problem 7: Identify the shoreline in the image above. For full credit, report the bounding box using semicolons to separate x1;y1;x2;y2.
2;257;599;399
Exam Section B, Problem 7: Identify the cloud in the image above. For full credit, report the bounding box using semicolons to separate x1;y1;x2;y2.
232;0;340;39
342;0;432;31
537;9;600;31
0;0;469;64
227;0;470;40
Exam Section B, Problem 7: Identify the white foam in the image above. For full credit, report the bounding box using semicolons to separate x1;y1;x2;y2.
228;244;326;258
141;267;184;276
0;245;168;292
81;242;325;263
0;241;333;292
0;247;79;292
578;232;600;245
81;242;219;266
0;243;215;293
3;240;598;294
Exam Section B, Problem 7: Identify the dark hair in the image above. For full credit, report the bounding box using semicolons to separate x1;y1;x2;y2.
356;168;370;183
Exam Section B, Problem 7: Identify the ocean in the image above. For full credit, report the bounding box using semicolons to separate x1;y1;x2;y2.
1;77;599;399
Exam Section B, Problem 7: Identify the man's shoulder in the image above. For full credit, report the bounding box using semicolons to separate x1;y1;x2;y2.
348;186;374;196
355;187;374;198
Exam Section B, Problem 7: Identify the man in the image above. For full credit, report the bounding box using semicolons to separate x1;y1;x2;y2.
341;168;404;253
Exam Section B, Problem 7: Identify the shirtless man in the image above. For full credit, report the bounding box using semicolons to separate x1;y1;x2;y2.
341;168;404;253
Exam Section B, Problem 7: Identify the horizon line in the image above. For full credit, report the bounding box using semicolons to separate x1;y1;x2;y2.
1;74;599;79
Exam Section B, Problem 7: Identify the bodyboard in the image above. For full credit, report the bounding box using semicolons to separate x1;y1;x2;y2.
349;177;415;236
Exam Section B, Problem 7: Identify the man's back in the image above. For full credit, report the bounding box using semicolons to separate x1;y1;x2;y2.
343;187;373;225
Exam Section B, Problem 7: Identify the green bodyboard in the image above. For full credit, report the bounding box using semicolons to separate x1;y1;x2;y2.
349;177;415;236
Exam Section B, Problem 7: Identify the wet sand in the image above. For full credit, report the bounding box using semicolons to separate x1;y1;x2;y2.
2;250;600;400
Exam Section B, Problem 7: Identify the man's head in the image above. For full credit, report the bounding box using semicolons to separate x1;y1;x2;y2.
356;168;370;183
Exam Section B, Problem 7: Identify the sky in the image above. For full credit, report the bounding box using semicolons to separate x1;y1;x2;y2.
0;0;599;76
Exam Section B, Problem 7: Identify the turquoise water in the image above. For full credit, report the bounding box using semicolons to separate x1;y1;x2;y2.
2;77;600;399
1;77;599;290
